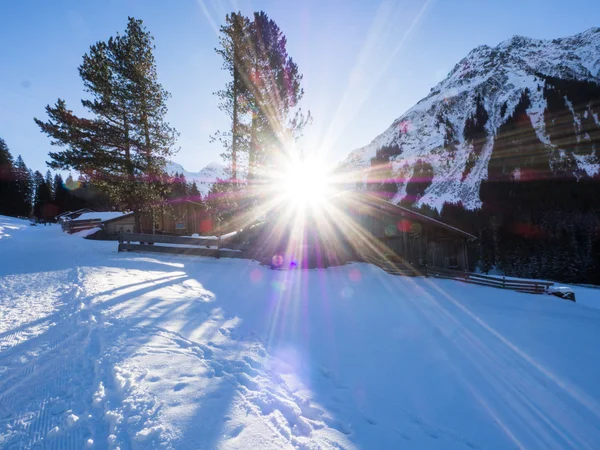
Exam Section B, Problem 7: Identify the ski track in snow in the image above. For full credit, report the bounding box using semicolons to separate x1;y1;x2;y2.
1;215;600;449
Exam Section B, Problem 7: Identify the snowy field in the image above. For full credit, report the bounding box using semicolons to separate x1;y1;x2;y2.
1;215;600;449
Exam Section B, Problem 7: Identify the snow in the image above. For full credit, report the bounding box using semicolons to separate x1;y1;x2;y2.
74;226;102;237
166;161;228;196
2;214;600;448
343;27;600;210
74;211;131;222
574;153;600;177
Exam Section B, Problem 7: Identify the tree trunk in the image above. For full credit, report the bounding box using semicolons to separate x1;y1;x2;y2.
249;110;258;180
123;109;139;233
134;210;142;235
231;47;239;181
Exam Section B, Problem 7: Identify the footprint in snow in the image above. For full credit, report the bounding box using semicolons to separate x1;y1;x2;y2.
173;382;187;392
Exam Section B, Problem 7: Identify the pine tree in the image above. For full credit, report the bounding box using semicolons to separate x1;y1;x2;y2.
33;171;54;220
32;171;44;219
45;170;54;198
65;174;77;190
35;17;177;232
213;12;252;182
0;138;15;216
53;174;69;214
13;155;33;217
189;181;201;201
213;11;310;183
245;11;310;180
205;179;239;230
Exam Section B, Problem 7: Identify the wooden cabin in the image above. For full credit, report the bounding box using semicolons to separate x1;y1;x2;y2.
243;190;475;271
337;191;475;271
103;213;135;235
140;201;213;236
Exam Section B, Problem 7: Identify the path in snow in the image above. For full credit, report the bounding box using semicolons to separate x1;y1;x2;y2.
1;215;600;449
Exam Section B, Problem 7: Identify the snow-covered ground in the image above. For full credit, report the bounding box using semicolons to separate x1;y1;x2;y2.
1;214;600;449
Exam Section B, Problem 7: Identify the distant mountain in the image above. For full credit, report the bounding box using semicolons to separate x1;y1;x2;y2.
165;161;227;196
343;27;600;210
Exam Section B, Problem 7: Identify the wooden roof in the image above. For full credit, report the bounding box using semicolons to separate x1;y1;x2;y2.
334;190;477;240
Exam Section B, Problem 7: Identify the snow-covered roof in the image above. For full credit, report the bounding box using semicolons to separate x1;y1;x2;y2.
55;208;95;219
73;211;132;223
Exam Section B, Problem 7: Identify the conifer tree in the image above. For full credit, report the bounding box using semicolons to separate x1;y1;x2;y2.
65;174;77;190
213;12;309;183
33;171;53;220
35;17;177;232
189;181;201;200
45;170;54;198
0;138;15;216
13;155;33;217
53;174;69;214
213;12;252;182
245;11;310;180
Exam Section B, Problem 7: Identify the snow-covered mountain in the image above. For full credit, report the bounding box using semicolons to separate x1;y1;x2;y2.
343;27;600;210
165;161;227;196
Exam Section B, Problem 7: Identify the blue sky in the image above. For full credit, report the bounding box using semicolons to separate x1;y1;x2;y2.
1;0;598;174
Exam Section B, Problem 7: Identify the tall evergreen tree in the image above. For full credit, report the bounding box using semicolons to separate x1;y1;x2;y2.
245;11;310;180
65;174;78;191
213;12;252;182
13;155;33;217
213;12;309;183
0;138;15;216
33;171;53;220
35;17;177;232
45;170;54;197
189;181;201;200
53;174;69;214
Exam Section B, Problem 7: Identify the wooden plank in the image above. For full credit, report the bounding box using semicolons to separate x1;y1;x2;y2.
119;243;249;259
469;274;552;287
430;276;544;294
427;266;552;287
119;232;220;246
428;272;545;289
427;273;545;293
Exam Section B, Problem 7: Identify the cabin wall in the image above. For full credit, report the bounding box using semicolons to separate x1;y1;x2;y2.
141;206;213;236
342;205;470;270
425;229;468;270
105;217;135;235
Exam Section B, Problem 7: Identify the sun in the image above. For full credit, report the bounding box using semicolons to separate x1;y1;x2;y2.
281;157;331;206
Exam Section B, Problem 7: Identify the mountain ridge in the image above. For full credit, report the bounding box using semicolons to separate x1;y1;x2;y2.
343;27;600;211
165;161;226;196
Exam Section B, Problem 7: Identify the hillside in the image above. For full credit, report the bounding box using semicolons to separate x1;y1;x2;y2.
343;27;600;210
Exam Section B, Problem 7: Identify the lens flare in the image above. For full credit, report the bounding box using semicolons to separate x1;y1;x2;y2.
280;156;331;207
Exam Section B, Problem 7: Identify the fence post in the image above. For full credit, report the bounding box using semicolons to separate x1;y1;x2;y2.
502;276;505;289
216;235;221;259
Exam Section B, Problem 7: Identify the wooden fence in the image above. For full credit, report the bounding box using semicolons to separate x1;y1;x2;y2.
118;232;250;259
425;266;553;294
118;234;553;295
62;219;102;234
360;253;552;294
